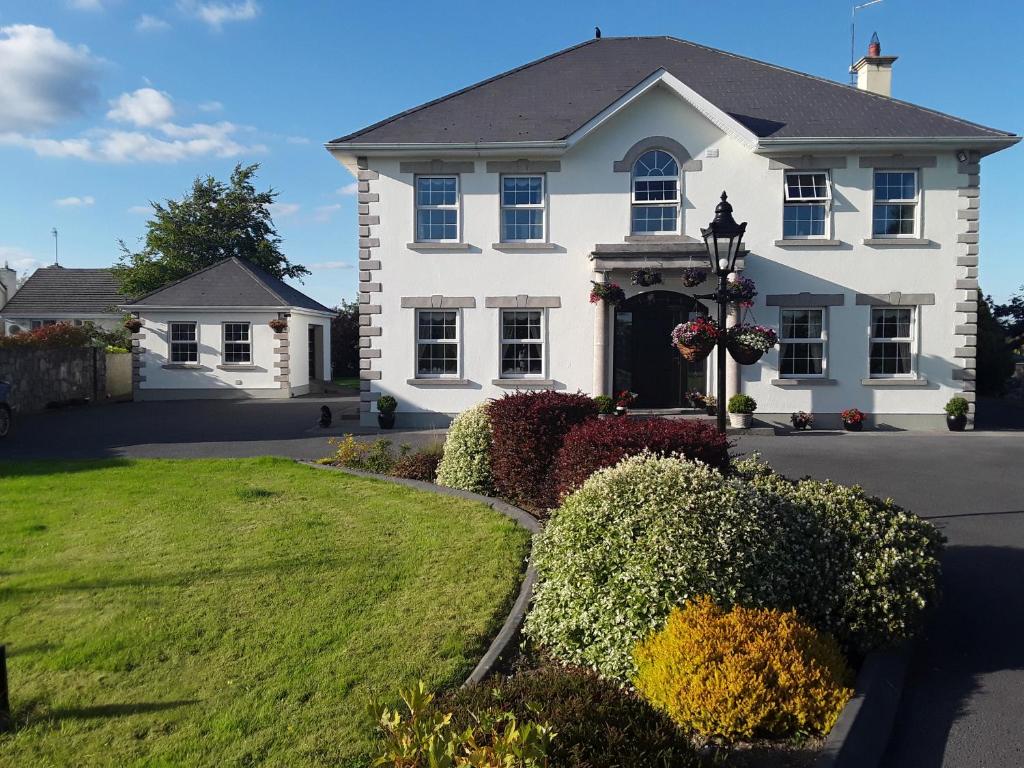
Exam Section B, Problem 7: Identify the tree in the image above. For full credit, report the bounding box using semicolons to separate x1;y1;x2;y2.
977;290;1016;396
992;283;1024;351
331;299;359;378
114;163;308;296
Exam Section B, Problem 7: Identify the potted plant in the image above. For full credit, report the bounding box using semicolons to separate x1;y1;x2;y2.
685;390;705;409
681;268;708;288
945;396;970;431
671;317;719;363
589;281;626;306
376;395;397;429
703;393;718;417
123;317;142;333
615;390;637;416
593;394;615;416
723;275;757;307
630;268;662;287
726;324;778;365
790;411;814;431
841;408;865;432
269;318;288;333
727;393;757;428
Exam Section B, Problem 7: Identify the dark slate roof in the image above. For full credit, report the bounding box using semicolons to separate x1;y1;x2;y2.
123;258;332;313
330;37;1015;145
0;266;123;316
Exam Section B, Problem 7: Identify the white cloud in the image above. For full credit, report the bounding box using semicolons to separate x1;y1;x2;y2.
128;205;151;214
308;261;352;271
54;195;95;207
136;15;171;32
68;0;104;10
336;182;358;196
0;25;102;132
198;100;223;112
269;202;300;217
313;203;342;222
107;88;175;127
286;135;310;145
179;0;260;29
0;245;45;275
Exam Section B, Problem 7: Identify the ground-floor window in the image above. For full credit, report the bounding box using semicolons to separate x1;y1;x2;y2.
869;307;915;377
416;309;460;377
779;308;827;377
169;321;198;363
500;309;544;377
222;322;252;364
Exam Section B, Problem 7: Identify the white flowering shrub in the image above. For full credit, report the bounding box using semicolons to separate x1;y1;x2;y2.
436;402;494;495
526;454;943;682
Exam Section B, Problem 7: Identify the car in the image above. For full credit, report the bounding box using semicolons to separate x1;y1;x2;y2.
0;380;11;438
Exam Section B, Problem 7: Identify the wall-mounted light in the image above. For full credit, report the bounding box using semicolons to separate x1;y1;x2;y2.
956;150;969;163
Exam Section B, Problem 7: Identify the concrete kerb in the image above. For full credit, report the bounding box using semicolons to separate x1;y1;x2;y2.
301;461;539;687
814;647;909;768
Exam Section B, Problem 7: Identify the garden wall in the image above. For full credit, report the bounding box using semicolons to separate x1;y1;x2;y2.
0;346;106;412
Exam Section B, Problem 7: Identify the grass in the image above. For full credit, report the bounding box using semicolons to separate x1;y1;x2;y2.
0;458;530;767
331;376;360;390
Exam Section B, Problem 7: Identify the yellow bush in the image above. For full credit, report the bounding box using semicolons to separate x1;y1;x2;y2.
633;598;852;741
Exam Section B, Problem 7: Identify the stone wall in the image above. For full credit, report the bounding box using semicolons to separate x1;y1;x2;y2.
0;346;106;412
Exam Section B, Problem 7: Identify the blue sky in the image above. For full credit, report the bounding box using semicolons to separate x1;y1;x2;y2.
1;0;1021;305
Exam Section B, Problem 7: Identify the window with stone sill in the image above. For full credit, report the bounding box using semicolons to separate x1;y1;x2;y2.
872;170;919;238
169;321;198;364
415;309;460;378
501;175;545;242
779;308;827;377
631;150;680;234
869;307;916;377
783;172;830;239
500;309;545;378
415;175;459;242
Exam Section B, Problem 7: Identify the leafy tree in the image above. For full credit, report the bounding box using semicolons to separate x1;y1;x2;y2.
977;290;1015;396
992;283;1024;351
331;299;359;377
114;163;308;296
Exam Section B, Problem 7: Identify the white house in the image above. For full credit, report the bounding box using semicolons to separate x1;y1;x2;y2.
326;35;1019;429
0;265;124;336
122;257;333;400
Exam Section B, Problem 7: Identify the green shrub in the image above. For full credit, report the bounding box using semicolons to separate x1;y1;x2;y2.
436;402;494;495
370;680;554;767
726;393;756;414
0;322;91;349
593;395;615;415
105;345;129;354
527;453;943;681
945;396;970;417
391;444;444;482
377;394;397;413
322;435;400;474
634;598;851;740
439;664;701;767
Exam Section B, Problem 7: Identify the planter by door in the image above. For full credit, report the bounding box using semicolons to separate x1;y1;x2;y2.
727;342;764;365
377;412;395;429
946;414;967;432
728;413;752;429
844;421;863;432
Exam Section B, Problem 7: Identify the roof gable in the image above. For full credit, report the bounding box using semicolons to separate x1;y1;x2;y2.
124;258;332;314
0;267;123;316
328;36;1016;147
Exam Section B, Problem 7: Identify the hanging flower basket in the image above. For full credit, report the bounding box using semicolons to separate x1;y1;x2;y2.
723;275;757;307
725;324;778;365
123;318;142;333
268;318;288;333
589;281;626;306
630;268;662;288
671;317;719;363
681;268;708;288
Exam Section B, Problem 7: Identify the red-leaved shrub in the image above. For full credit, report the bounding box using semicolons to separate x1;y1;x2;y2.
553;417;731;500
0;322;92;349
488;391;598;511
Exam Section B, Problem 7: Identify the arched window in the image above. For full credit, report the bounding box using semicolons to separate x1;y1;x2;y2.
631;150;680;234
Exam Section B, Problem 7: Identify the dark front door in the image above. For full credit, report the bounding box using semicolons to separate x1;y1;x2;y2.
613;290;707;408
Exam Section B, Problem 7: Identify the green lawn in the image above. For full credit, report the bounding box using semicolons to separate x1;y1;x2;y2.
331;376;360;390
0;458;530;767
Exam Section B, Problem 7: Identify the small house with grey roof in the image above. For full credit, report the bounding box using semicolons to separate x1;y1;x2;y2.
327;34;1019;429
0;265;125;336
122;257;334;400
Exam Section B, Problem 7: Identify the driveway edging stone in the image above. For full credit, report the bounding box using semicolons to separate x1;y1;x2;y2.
301;461;538;687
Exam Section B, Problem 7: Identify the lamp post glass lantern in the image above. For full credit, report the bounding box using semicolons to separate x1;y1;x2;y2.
698;191;747;433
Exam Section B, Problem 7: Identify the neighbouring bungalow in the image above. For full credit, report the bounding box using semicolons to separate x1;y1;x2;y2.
122;257;333;400
0;264;124;335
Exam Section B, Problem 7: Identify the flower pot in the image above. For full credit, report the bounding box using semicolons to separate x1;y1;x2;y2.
946;413;967;432
727;342;764;366
615;406;627;417
377;412;395;429
676;342;712;364
728;412;752;429
843;420;863;432
706;405;718;416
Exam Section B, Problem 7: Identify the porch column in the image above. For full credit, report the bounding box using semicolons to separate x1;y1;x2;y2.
593;272;608;396
725;304;740;401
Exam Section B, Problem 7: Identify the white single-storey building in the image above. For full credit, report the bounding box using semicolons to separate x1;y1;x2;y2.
123;257;333;400
326;34;1019;429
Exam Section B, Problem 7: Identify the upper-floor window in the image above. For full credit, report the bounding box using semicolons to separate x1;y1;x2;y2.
416;309;460;378
415;175;459;242
631;150;679;234
501;175;545;242
169;321;198;364
779;308;827;377
869;307;915;377
223;322;252;364
872;170;918;237
783;172;830;239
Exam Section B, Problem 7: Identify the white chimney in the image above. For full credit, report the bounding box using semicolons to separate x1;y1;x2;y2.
852;32;897;97
0;262;17;309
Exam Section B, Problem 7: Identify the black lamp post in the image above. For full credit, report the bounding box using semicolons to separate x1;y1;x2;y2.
697;192;747;434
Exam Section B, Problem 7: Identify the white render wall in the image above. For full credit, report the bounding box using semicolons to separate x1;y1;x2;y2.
355;84;975;427
287;310;332;394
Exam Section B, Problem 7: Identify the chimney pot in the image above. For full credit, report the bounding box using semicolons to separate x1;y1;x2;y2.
852;33;897;97
868;32;881;57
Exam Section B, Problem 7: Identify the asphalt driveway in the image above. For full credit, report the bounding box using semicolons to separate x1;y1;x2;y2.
2;396;1023;766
